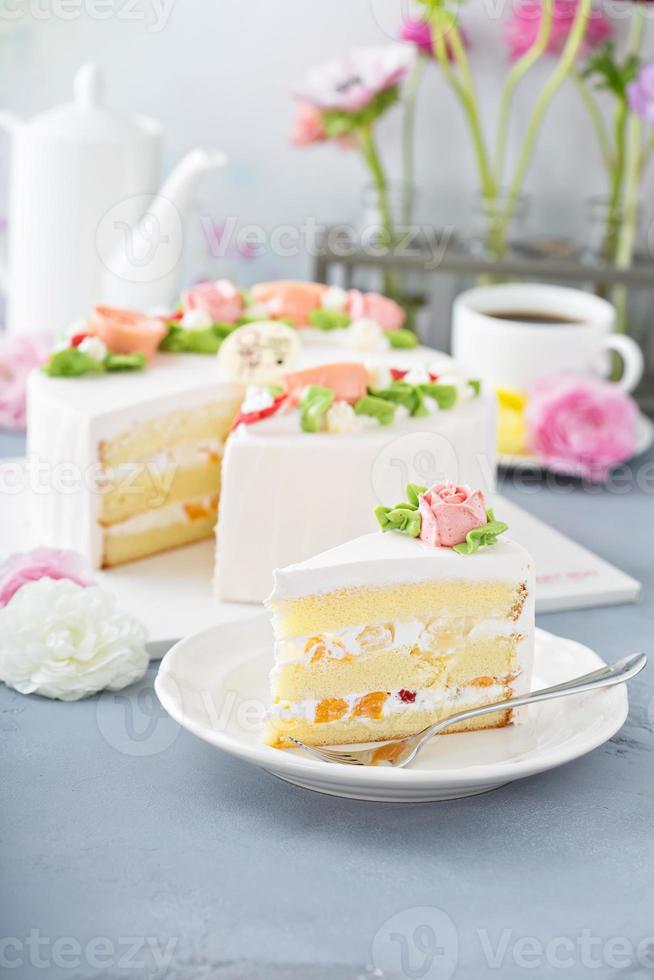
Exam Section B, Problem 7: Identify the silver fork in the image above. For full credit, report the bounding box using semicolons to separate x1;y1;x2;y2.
288;652;646;768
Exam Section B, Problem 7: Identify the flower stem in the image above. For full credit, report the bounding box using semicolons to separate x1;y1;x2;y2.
494;0;555;187
571;70;613;175
431;17;495;203
613;114;643;333
499;0;592;250
401;55;426;226
359;123;396;296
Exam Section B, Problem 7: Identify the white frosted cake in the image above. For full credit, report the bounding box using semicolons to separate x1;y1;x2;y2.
26;280;497;603
265;482;534;749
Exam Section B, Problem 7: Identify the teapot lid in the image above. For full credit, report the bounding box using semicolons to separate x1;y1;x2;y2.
28;64;160;143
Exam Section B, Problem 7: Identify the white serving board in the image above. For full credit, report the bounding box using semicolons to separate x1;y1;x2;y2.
0;459;640;649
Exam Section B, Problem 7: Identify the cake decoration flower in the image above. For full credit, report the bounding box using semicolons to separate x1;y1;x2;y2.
0;547;148;700
375;482;508;555
182;279;244;325
251;281;328;327
525;374;638;481
91;305;167;359
0;333;52;430
345;290;406;331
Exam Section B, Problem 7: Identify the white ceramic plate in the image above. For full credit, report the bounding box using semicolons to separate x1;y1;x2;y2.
155;615;628;803
499;411;654;473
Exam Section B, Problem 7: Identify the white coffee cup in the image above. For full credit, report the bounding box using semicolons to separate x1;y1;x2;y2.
452;283;643;393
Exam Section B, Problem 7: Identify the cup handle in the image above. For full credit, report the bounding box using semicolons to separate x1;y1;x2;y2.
599;335;644;392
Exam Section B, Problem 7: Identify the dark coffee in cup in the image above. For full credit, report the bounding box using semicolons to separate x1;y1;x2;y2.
483;310;583;325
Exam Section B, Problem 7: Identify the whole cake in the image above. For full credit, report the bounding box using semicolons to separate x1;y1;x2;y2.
265;482;534;748
26;280;497;603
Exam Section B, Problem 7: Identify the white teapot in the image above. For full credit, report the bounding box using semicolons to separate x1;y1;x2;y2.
0;64;225;334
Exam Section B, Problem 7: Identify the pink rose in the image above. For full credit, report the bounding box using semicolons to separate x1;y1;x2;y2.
182;280;244;325
345;290;406;331
291;102;327;146
0;334;52;431
526;374;638;482
505;0;613;62
0;547;94;608
418;483;488;548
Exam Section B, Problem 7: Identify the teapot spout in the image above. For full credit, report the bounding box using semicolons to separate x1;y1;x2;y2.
100;148;226;312
157;148;227;214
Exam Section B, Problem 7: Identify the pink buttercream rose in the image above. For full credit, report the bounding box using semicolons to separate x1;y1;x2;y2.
418;483;488;548
345;290;406;331
291;102;327;146
0;334;52;431
0;547;94;608
505;0;613;61
525;374;638;482
182;280;244;325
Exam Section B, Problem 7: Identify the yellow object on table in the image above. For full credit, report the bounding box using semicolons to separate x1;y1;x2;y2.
496;388;528;455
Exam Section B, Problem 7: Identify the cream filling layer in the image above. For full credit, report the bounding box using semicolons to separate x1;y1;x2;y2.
269;682;510;724
102;438;224;482
275;617;520;666
105;493;216;537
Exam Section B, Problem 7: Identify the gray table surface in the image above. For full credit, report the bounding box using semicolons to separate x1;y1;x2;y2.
2;431;653;980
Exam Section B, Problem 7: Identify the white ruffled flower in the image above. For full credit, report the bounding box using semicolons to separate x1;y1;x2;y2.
241;385;275;414
321;286;348;311
77;335;108;362
366;364;393;390
345;318;387;351
0;579;149;701
326;399;356;434
181;308;214;330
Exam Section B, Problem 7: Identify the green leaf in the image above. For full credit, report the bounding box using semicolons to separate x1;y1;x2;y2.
419;382;458;411
43;348;105;378
374;504;422;538
387;328;418;349
158;323;235;354
104;353;146;372
268;383;285;398
468;379;481;397
322;86;400;138
406;483;427;508
369;381;417;413
581;42;640;98
300;385;334;433
308;308;351;331
453;519;509;556
354;395;397;426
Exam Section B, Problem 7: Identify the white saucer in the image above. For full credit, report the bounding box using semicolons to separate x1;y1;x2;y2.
154;615;628;803
499;411;654;473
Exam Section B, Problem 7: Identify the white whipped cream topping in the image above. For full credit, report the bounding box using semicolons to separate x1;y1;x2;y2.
78;336;108;362
181;308;214;330
345;318;388;351
241;385;275;415
326;400;356;434
321;286;348;311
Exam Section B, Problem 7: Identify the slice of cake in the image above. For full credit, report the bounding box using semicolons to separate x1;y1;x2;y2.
265;482;534;748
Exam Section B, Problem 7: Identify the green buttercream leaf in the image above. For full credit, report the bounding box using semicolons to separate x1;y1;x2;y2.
300;385;334;433
419;382;458;411
406;483;427;508
374;504;422;538
268;383;285;398
369;381;416;413
452;518;509;556
43;348;105;378
387;328;418;349
354;395;397;426
159;323;235;354
308;308;351;331
104;353;146;372
240;288;254;306
468;379;481;397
